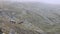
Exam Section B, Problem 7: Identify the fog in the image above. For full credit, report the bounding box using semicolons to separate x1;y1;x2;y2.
1;0;60;4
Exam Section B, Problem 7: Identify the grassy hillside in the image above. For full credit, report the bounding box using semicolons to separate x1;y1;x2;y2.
0;1;60;34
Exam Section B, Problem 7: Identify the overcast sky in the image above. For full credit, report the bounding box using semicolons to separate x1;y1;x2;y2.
1;0;60;4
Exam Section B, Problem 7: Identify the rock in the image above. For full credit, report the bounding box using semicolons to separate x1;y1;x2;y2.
9;29;15;34
0;28;3;34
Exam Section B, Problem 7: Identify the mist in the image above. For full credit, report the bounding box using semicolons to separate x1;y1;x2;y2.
1;0;60;4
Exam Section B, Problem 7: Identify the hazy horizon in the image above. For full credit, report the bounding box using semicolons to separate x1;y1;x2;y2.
1;0;60;4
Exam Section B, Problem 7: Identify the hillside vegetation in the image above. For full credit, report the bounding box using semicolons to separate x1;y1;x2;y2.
0;1;60;34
